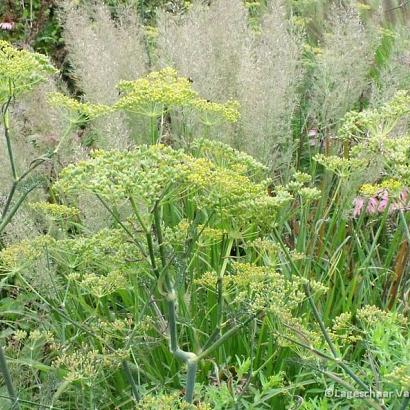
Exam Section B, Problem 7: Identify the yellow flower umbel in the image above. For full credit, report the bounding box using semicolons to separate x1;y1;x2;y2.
191;138;267;179
48;92;112;124
0;40;56;103
115;67;240;123
314;154;367;178
0;235;55;272
29;202;80;219
192;98;240;125
53;142;290;229
115;68;197;116
196;261;327;324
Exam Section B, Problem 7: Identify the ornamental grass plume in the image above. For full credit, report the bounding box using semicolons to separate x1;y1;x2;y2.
61;0;148;149
370;26;410;106
237;0;304;171
157;0;252;147
62;1;147;105
157;0;249;103
307;4;376;133
157;0;303;170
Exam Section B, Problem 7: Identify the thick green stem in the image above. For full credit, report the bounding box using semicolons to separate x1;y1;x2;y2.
185;359;198;403
167;294;178;353
2;107;17;180
122;361;140;402
153;206;167;267
0;183;38;235
1;181;17;220
150;115;157;145
150;205;200;403
216;238;234;330
399;397;410;410
0;345;19;409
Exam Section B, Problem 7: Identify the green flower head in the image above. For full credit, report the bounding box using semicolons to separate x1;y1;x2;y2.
48;92;112;123
0;40;56;103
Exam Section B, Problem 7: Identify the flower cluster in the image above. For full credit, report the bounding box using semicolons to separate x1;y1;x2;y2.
136;392;211;410
53;348;101;383
353;180;409;217
164;219;228;249
54;229;143;275
68;270;128;298
54;144;189;204
196;262;326;317
191;138;267;179
0;235;55;271
0;40;56;103
53;345;129;384
316;92;410;189
115;68;240;122
314;154;367;178
338;90;410;142
88;316;152;345
330;306;407;345
388;365;410;390
54;142;290;227
356;305;407;327
48;92;112;122
284;171;322;200
192;98;240;124
116;68;197;112
29;202;80;219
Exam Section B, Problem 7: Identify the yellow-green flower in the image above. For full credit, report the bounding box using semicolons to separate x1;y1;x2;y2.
114;68;240;123
115;68;198;116
0;41;56;103
48;92;112;122
29;202;80;219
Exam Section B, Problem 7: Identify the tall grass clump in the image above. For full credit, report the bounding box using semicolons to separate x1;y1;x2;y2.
157;0;304;172
370;26;410;105
61;0;148;149
306;4;377;134
238;1;304;172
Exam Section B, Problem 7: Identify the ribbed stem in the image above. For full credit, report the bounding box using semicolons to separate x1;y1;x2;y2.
0;345;19;409
2;108;17;180
122;361;140;402
185;360;198;403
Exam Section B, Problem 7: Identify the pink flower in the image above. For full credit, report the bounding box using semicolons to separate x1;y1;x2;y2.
353;197;365;217
366;197;379;214
400;188;409;204
392;188;410;211
377;190;389;212
353;187;409;217
0;21;15;31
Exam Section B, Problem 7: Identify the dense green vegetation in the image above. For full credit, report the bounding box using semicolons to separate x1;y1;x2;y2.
0;1;410;409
